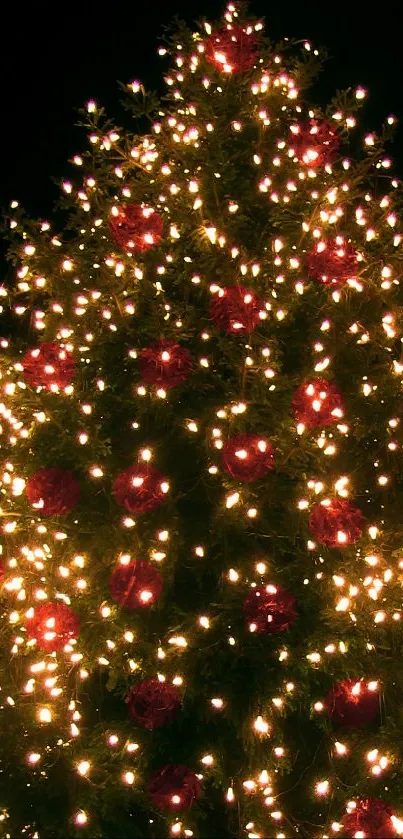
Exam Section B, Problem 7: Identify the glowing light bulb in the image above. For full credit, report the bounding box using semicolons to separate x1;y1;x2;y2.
254;715;269;735
75;811;88;826
315;780;329;796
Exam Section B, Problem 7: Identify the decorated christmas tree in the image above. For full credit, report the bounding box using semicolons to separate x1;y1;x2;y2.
2;4;403;837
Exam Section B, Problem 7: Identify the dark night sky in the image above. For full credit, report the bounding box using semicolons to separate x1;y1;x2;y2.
1;0;402;224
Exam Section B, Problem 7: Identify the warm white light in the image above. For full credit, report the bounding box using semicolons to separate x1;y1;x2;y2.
315;780;329;796
38;707;52;723
75;811;88;826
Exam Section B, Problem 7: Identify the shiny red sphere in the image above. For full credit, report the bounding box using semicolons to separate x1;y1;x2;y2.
292;378;344;429
306;237;358;287
327;678;379;728
21;342;75;390
221;433;274;482
26;601;80;651
205;24;259;73
341;799;396;838
290;119;340;167
209;285;264;334
309;498;363;547
138;340;192;389
110;204;163;252
110;559;163;609
147;765;202;812
26;467;80;516
126;679;181;728
113;464;169;514
244;584;296;633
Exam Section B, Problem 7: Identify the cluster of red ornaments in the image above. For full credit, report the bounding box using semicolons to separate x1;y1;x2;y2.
25;601;80;651
290;119;340;167
209;285;263;334
147;764;202;812
126;679;181;729
342;799;397;838
109;204;164;252
244;584;296;633
138;339;193;389
205;24;259;73
21;342;75;390
218;380;345;484
307;237;359;287
326;678;379;728
25;462;170;518
309;498;364;547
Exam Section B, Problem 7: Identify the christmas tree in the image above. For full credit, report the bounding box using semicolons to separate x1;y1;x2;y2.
1;3;403;837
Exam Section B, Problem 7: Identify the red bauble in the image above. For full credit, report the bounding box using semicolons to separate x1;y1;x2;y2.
209;285;264;334
113;464;169;514
306;237;358;287
138;340;192;389
292;378;344;429
290;119;340;167
110;559;163;608
147;765;202;812
341;798;396;838
309;498;363;547
25;601;80;651
126;679;181;729
326;678;379;728
221;433;274;482
205;24;259;73
0;559;4;582
26;467;80;516
21;342;75;390
244;584;296;633
109;204;163;252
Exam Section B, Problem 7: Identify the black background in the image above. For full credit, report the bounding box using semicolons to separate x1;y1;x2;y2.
1;0;402;219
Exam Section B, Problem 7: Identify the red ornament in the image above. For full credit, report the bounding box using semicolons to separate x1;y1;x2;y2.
109;204;163;252
292;378;344;429
306;237;358;287
209;285;264;334
110;559;163;609
244;584;296;633
341;799;396;838
205;24;259;73
221;433;274;482
26;467;80;516
113;464;169;514
138;340;192;389
126;679;181;729
309;498;363;547
25;601;80;651
290;119;340;167
327;678;379;728
21;342;75;390
147;765;202;812
0;559;4;582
